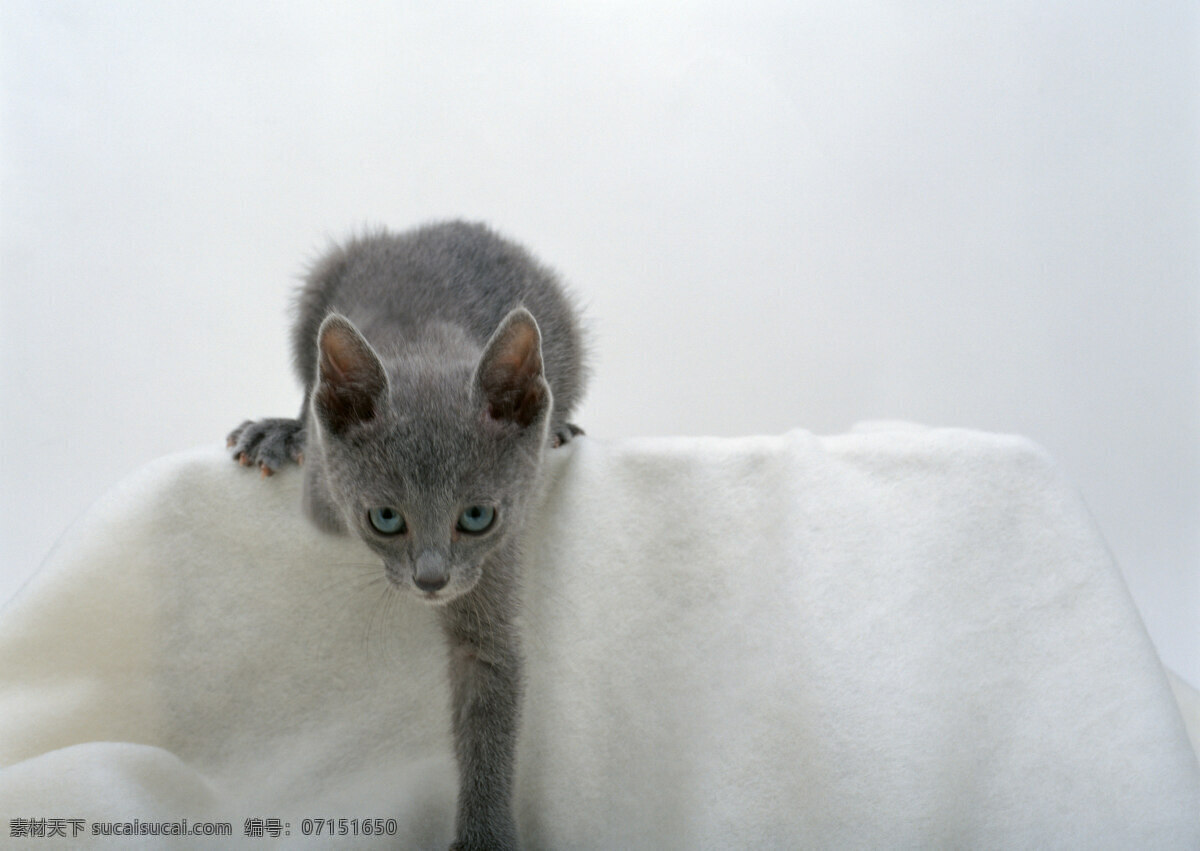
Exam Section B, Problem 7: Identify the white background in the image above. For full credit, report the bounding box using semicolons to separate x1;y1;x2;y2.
2;2;1196;684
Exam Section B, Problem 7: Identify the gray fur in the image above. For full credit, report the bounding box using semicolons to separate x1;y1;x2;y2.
227;220;588;851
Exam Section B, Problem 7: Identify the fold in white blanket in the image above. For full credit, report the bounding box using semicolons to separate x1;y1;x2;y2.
1;425;1197;848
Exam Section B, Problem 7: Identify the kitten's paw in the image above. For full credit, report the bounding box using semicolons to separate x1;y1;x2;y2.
551;422;584;448
226;418;305;476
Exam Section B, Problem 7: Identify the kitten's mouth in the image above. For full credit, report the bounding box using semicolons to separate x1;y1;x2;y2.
411;584;462;607
383;566;456;604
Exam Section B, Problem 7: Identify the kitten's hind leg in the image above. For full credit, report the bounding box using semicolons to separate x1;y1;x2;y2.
226;418;306;476
551;422;584;448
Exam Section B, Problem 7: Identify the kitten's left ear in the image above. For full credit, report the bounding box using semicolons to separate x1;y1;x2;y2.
473;308;550;430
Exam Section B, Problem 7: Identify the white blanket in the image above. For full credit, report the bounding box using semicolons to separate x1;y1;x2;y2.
2;425;1197;848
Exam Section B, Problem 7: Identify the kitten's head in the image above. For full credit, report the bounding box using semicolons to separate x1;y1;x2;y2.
308;308;551;604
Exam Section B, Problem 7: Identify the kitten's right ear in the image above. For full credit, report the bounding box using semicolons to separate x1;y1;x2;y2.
312;314;388;435
473;307;550;432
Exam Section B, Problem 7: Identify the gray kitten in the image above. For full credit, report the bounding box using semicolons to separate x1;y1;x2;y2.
227;221;587;850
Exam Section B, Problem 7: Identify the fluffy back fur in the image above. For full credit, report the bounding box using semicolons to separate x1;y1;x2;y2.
293;221;586;421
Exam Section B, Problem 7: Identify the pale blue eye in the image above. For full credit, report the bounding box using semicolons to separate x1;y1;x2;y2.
457;505;495;534
368;506;406;535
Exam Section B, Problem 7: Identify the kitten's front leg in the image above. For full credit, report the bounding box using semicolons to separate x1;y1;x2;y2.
551;422;584;448
441;597;523;851
227;417;305;475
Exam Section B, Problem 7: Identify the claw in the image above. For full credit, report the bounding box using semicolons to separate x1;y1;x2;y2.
226;436;235;448
238;453;250;466
260;464;273;478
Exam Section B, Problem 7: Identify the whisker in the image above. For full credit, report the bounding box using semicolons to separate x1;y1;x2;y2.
360;581;388;664
467;587;499;663
311;564;384;597
313;571;369;592
364;580;407;667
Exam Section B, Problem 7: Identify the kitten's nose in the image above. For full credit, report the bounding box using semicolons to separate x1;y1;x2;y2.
413;551;449;592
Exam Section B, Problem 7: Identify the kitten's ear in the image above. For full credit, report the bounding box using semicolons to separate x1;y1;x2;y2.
473;308;550;430
313;313;389;435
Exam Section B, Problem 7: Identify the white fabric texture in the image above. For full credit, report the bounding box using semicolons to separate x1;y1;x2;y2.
1;425;1197;848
